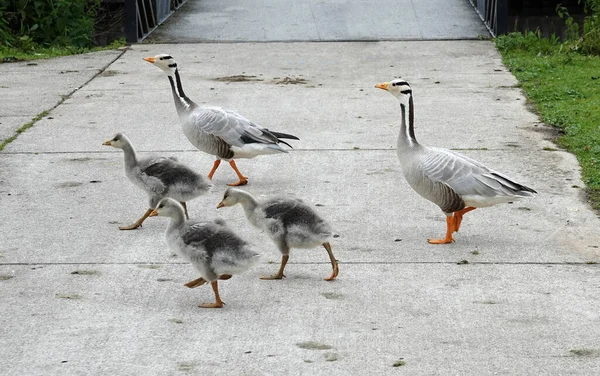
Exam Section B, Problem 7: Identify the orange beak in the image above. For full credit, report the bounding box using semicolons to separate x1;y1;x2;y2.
375;82;389;90
149;209;158;217
143;57;155;64
217;202;225;209
102;139;112;146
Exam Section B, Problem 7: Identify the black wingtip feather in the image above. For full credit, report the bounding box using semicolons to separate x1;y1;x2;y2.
267;130;300;141
490;172;537;194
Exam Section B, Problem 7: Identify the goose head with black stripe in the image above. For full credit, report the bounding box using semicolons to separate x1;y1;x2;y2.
143;53;299;187
376;78;536;244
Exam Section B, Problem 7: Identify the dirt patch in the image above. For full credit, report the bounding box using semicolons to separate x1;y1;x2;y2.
213;75;263;82
100;70;119;77
273;76;307;85
320;292;343;300
0;275;14;281
56;182;83;188
296;341;333;350
71;270;100;275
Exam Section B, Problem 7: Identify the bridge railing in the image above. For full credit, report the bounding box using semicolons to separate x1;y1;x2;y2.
468;0;508;37
124;0;187;43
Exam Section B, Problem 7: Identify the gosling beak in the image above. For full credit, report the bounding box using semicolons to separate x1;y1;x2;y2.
149;209;158;217
143;57;155;64
375;82;389;91
217;202;224;209
102;140;112;146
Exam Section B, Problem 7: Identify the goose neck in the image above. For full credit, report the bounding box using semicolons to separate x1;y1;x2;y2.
398;95;419;150
167;68;194;114
120;142;138;171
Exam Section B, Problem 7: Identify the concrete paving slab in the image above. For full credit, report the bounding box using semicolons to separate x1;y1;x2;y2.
0;50;124;143
2;38;600;376
1;263;599;375
0;116;29;144
146;0;489;43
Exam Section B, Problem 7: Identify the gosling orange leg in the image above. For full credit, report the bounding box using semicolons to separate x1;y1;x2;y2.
227;160;248;186
323;242;339;281
207;159;221;180
453;207;476;232
428;216;455;244
261;255;289;280
119;208;153;230
200;281;224;308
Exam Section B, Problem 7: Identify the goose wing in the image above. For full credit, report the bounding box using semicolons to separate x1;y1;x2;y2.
420;147;525;198
189;106;282;148
136;157;171;195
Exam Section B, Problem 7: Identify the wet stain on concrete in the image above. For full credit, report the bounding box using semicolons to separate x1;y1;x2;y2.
296;341;333;350
213;75;263;82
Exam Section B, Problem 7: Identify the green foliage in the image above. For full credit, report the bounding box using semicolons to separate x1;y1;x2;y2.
556;0;600;54
497;39;600;209
0;0;101;48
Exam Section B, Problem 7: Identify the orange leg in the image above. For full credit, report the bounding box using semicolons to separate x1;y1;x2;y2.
453;207;476;232
207;159;221;180
227;160;248;186
200;281;224;308
428;216;455;244
323;242;339;281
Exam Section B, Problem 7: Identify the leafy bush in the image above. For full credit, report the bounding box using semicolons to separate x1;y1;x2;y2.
0;0;101;48
557;0;600;55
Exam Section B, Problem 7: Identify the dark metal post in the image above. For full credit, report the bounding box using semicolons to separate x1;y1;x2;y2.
124;0;138;43
496;0;508;35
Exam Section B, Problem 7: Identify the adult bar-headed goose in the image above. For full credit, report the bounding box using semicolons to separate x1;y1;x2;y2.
217;188;339;281
150;198;261;308
103;133;212;230
143;53;299;186
375;79;537;244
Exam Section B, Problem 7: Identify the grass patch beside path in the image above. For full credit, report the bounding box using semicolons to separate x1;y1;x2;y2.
496;33;600;210
0;39;125;63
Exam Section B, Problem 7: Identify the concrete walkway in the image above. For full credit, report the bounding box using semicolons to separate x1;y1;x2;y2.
147;0;490;42
1;1;599;375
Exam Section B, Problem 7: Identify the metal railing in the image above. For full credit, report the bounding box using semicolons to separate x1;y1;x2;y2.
124;0;187;43
468;0;508;37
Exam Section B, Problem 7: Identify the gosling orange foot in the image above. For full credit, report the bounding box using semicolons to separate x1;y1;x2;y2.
184;277;206;288
199;301;224;308
119;223;142;230
199;281;225;308
260;273;285;280
227;177;248;186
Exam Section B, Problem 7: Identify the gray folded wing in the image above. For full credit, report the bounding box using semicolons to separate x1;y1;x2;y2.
420;147;532;198
188;106;281;147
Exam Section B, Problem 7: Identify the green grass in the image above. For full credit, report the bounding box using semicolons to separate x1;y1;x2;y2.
0;110;49;151
496;33;600;210
0;39;125;63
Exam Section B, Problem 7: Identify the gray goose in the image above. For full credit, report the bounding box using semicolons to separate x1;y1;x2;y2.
103;133;212;230
217;188;339;281
375;79;537;244
143;53;299;186
150;198;261;308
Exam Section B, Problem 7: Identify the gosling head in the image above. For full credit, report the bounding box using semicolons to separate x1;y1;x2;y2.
217;187;245;209
143;53;178;75
149;198;184;218
102;133;129;149
375;79;412;104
